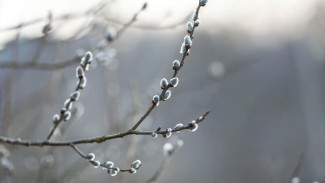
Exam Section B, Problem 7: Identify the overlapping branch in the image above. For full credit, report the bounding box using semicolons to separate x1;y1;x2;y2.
0;2;147;70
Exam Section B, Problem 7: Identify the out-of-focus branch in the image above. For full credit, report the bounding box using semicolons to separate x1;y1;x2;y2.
103;11;192;30
146;158;169;183
0;57;78;70
146;137;183;182
0;111;210;147
1;1;191;33
2;31;20;136
288;152;304;183
31;37;47;63
0;2;147;70
0;0;107;33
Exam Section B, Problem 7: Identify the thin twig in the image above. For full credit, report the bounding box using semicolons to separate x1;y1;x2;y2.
70;144;87;158
70;144;143;174
146;137;182;182
0;111;210;147
146;157;169;183
103;11;191;30
116;3;147;39
288;151;304;182
130;3;202;131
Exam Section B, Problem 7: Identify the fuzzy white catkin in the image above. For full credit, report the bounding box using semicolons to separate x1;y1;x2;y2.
151;132;158;138
169;77;179;87
160;78;168;89
52;114;60;124
192;10;198;20
84;63;90;71
87;153;95;161
187;22;193;32
129;168;137;174
70;91;80;101
103;161;114;168
194;19;200;27
76;66;84;78
78;77;87;89
189;120;198;132
64;99;72;110
291;177;300;183
190;124;198;132
163;143;174;157
93;161;101;168
165;128;172;138
165;132;172;138
172;60;180;70
131;160;142;169
63;111;71;121
173;123;183;132
162;90;171;101
180;43;186;54
80;58;86;67
152;95;160;106
184;35;192;47
109;168;119;176
84;52;93;64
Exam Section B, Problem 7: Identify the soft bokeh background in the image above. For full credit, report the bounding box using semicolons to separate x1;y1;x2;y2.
0;0;325;182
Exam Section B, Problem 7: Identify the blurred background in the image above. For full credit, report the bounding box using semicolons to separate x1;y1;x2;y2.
0;0;325;182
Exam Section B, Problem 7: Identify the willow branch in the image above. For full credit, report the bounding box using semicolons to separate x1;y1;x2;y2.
0;111;210;147
130;3;202;131
70;144;137;174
